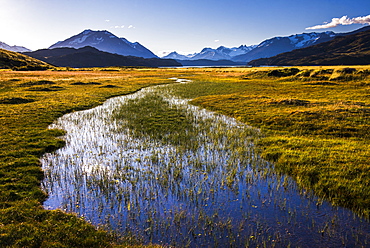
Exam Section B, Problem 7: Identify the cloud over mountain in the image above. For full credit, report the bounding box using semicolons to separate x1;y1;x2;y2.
306;14;370;30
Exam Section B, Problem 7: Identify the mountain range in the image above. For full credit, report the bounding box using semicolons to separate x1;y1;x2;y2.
23;46;180;68
22;30;180;68
233;31;337;62
162;32;339;62
163;45;256;61
162;27;370;63
248;26;370;66
1;26;370;68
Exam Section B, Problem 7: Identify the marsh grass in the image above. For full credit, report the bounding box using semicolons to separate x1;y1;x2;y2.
1;66;370;247
41;79;370;247
113;93;197;148
172;66;370;218
0;68;183;247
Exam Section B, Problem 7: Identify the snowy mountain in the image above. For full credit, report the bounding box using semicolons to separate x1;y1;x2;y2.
162;51;194;60
233;31;337;62
162;45;256;61
191;47;232;61
162;29;369;63
215;45;256;57
49;29;157;58
248;26;370;66
0;41;31;53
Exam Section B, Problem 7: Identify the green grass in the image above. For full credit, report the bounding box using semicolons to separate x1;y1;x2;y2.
0;68;182;247
170;66;370;217
1;66;369;247
113;93;197;148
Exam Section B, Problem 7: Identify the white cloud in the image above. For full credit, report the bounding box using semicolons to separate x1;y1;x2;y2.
306;14;370;30
105;20;110;22
109;24;135;29
111;25;125;29
214;39;220;42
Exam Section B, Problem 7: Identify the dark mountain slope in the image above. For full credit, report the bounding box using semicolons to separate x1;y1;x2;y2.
24;46;181;68
248;27;370;66
0;48;52;70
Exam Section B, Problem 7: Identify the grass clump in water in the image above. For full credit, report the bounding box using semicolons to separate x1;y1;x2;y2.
114;93;197;148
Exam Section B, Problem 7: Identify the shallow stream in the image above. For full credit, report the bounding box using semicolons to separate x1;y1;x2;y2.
41;79;369;247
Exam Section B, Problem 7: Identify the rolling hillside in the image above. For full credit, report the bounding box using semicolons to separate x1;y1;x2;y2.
0;48;52;70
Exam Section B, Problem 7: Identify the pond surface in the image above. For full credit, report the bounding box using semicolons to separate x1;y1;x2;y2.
41;80;370;247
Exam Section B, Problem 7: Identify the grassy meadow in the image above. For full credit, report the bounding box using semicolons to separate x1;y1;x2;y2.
175;66;370;217
0;66;369;246
0;68;182;247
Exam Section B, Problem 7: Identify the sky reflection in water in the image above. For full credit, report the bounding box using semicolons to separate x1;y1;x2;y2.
42;82;370;247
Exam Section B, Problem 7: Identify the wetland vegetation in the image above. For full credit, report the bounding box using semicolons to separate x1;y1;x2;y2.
1;66;369;247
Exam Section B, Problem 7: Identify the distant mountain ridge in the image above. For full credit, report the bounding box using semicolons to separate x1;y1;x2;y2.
163;45;256;61
24;46;180;68
0;41;31;53
163;30;342;63
164;51;194;60
49;29;157;58
164;27;370;64
233;31;338;62
176;59;245;67
248;26;370;66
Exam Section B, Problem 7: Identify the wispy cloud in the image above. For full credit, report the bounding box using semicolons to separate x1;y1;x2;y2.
306;14;370;30
109;24;135;29
214;39;219;42
110;25;126;29
105;20;110;22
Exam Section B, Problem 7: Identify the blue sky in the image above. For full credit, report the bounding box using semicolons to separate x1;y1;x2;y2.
0;0;369;55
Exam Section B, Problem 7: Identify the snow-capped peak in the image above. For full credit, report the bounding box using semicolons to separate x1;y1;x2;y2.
162;51;194;60
48;29;157;58
82;29;92;35
286;31;336;48
0;41;31;53
162;44;257;61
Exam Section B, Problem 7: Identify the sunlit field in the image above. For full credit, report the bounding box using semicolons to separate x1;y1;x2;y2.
1;66;369;247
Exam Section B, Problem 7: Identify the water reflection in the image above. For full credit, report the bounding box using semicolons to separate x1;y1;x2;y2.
42;82;369;247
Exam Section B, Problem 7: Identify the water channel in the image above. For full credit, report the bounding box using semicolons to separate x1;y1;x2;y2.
41;79;369;247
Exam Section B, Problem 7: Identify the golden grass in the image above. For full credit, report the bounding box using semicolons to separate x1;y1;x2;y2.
0;65;369;246
174;65;370;217
0;68;184;247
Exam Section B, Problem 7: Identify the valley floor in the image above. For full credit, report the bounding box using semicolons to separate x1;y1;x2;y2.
0;66;369;247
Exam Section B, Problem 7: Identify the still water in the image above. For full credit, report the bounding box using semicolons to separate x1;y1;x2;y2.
41;80;369;247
